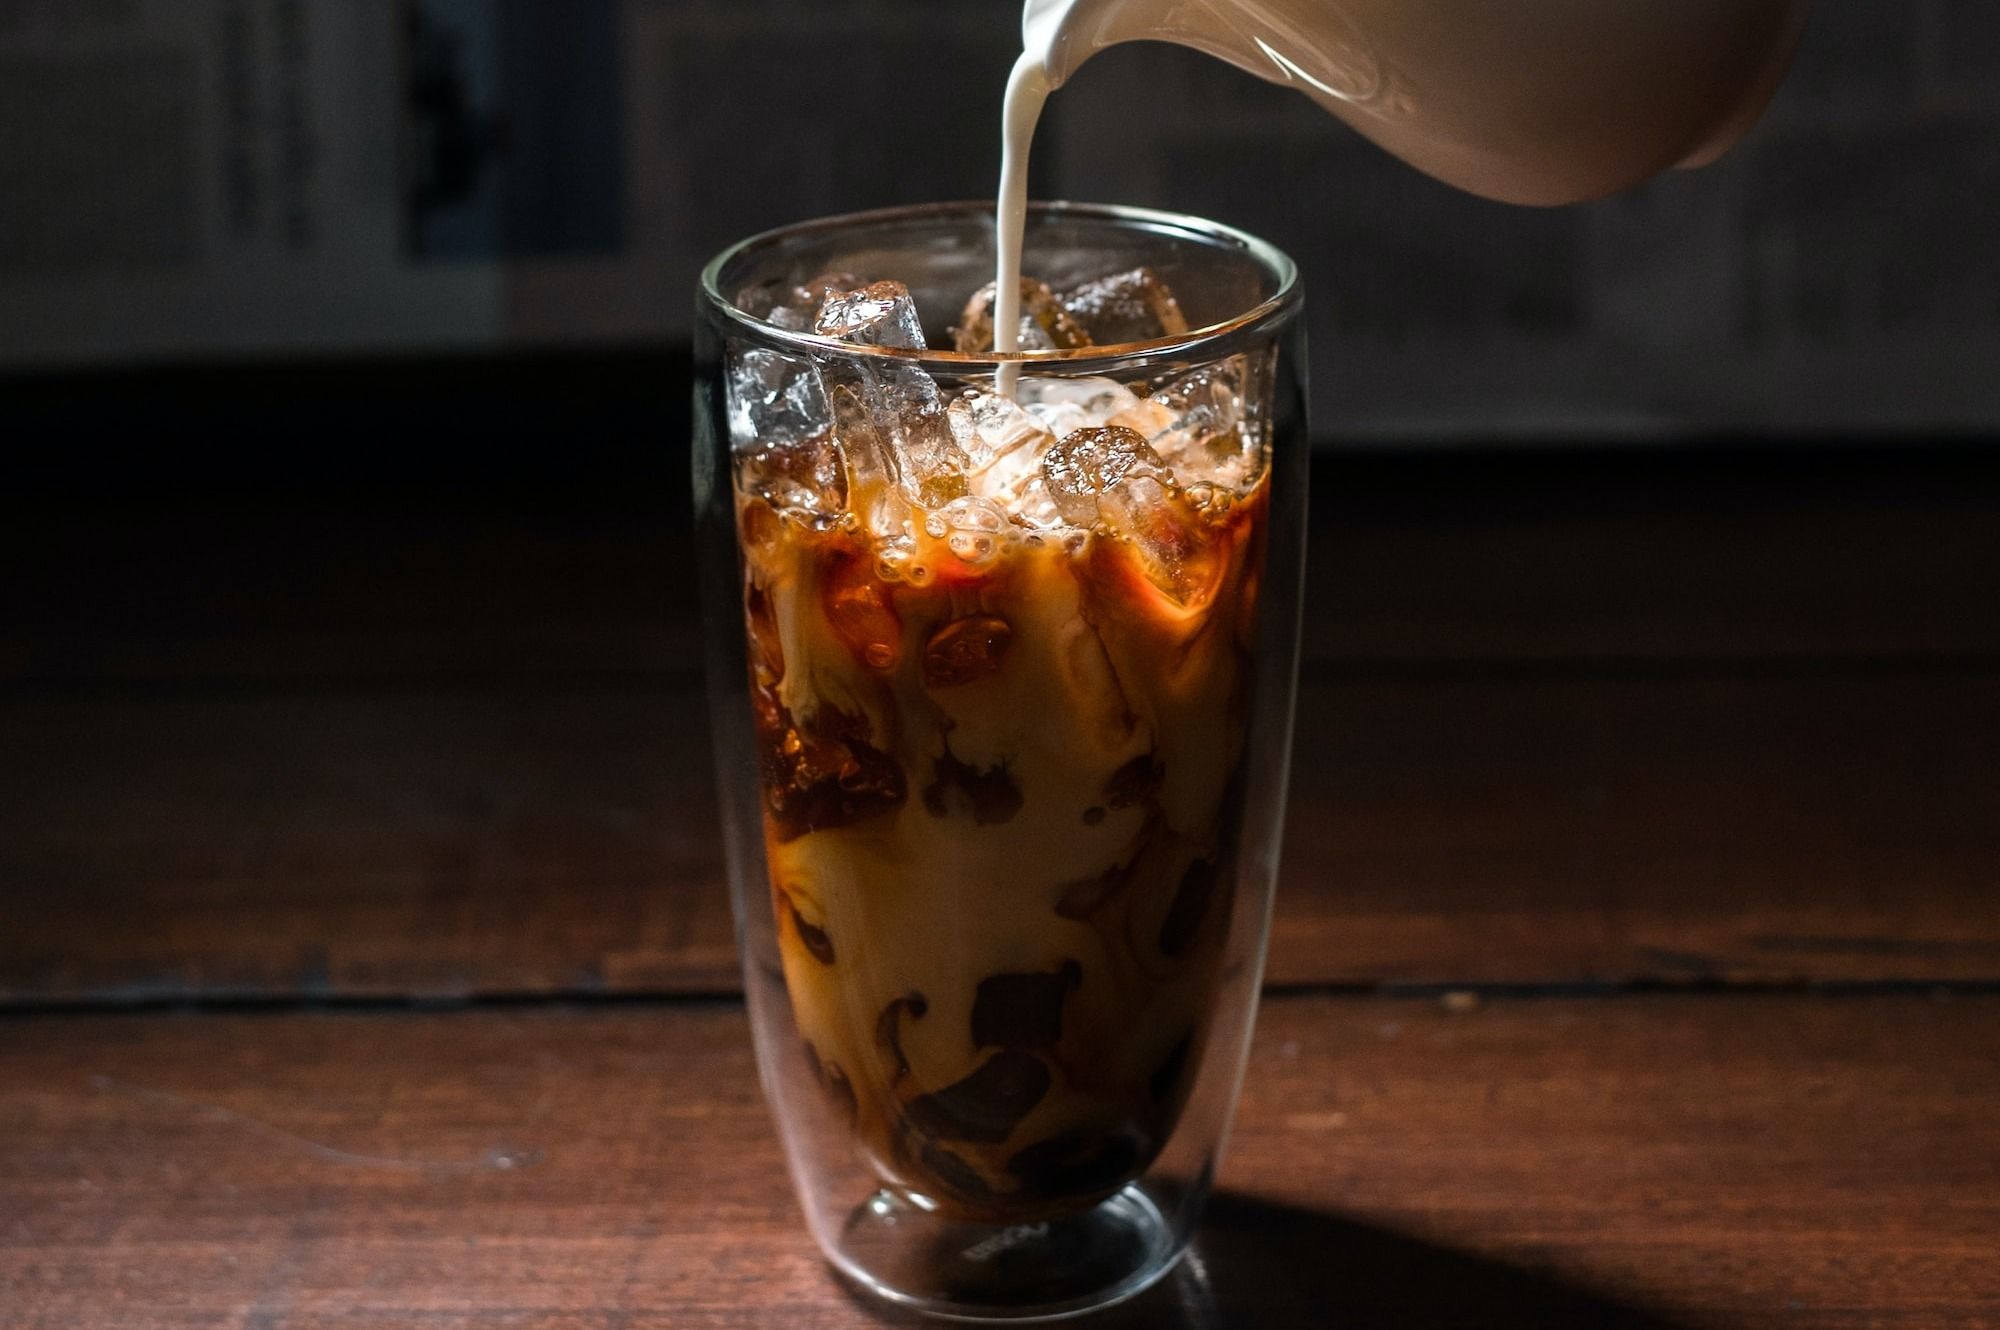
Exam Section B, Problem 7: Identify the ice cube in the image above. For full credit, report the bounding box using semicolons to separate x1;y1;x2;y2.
828;380;897;498
1026;399;1087;439
924;495;1013;566
817;279;927;349
1142;348;1275;492
1059;267;1189;345
946;391;1061;520
1103;395;1177;440
735;431;848;522
727;346;831;452
727;347;847;518
892;408;974;510
1041;425;1175;528
737;270;866;331
1014;376;1142;438
952;278;1092;354
949;390;1050;470
1008;474;1067;531
847;365;968;510
815;280;968;511
967;446;1063;523
1043;426;1217;602
826;379;957;533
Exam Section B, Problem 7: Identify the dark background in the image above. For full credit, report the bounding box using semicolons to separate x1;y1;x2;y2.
4;0;1999;451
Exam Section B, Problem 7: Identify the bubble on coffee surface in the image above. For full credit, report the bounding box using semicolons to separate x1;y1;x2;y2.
924;495;1012;565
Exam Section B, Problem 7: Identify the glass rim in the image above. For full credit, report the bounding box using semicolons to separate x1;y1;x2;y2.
698;200;1303;371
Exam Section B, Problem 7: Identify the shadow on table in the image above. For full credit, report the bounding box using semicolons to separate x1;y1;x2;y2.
845;1190;1690;1329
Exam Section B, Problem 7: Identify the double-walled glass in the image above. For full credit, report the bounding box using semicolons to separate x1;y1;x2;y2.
693;202;1306;1322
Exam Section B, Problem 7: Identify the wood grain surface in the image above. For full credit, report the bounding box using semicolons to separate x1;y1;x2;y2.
3;994;1995;1329
5;668;1995;1001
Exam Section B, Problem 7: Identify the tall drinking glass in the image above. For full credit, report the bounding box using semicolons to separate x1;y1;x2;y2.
693;202;1306;1322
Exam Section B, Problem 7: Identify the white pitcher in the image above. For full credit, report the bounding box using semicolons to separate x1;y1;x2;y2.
1022;0;1811;205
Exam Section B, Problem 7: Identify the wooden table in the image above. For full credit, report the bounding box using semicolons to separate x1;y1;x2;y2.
4;429;1997;1327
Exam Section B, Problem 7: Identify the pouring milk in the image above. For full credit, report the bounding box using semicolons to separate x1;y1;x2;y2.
994;0;1811;363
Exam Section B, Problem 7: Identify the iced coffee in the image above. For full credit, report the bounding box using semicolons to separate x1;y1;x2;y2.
726;267;1274;1223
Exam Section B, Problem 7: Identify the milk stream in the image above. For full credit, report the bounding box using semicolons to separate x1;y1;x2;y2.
992;50;1050;394
991;0;1810;388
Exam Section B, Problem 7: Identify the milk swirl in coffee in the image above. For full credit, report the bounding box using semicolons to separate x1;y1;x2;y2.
729;262;1271;1218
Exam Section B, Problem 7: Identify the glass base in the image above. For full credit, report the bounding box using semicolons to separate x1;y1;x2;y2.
830;1184;1183;1323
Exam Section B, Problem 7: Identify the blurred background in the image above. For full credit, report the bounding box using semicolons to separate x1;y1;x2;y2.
5;0;1998;448
3;1;1997;1006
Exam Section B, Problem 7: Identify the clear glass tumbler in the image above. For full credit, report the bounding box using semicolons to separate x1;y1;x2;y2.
693;202;1307;1321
